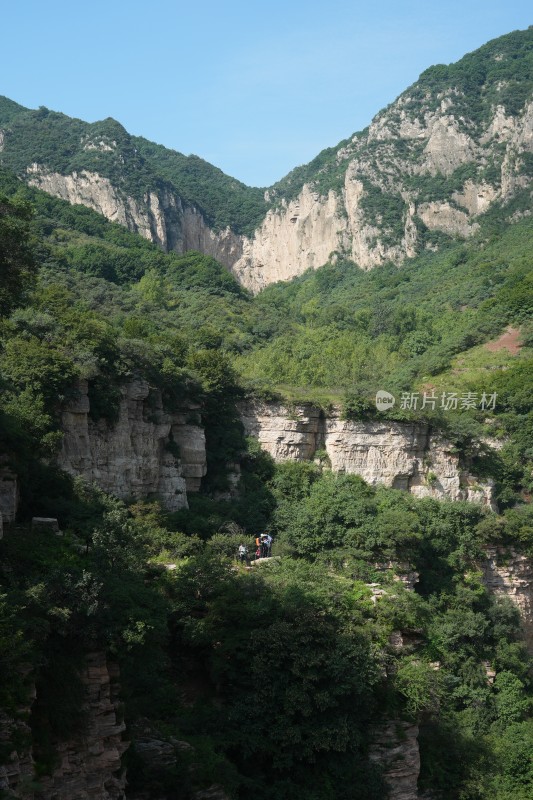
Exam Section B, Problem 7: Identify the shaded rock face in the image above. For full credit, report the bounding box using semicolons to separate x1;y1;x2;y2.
239;401;494;506
57;380;207;510
369;721;420;800
0;706;34;798
0;462;19;524
0;653;127;800
482;547;533;653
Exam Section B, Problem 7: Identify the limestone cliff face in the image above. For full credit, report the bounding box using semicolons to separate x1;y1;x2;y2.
369;721;420;800
231;185;347;293
0;653;127;800
232;97;533;291
482;546;533;653
6;55;530;293
57;380;207;510
239;401;494;506
25;165;243;273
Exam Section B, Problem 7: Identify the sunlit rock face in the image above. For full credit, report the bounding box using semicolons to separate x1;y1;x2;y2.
15;90;533;293
239;400;495;506
26;166;244;272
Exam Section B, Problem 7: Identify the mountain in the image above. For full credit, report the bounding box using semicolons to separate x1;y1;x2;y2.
1;28;533;291
1;27;533;800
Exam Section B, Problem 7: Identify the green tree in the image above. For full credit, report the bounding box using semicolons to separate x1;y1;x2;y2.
0;194;37;315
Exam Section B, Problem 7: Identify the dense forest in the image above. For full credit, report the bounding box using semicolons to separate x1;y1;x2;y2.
1;25;533;800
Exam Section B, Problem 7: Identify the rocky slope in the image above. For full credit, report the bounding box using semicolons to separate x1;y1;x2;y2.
1;29;532;291
233;96;533;292
239;400;494;506
58;379;207;511
25;165;244;274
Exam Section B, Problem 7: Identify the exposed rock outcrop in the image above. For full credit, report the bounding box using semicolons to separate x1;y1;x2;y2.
6;52;531;293
482;546;533;653
0;706;34;798
239;401;494;505
231;95;533;291
0;461;19;524
0;653;127;800
26;166;243;273
57;380;206;510
369;720;420;800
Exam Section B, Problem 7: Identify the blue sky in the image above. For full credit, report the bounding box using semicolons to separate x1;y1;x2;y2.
2;1;532;186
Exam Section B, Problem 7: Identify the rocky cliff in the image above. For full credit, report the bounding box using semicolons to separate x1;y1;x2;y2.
0;652;127;800
232;93;533;292
482;546;533;653
369;721;420;800
58;379;207;511
239;400;494;505
25;165;244;274
18;94;533;295
2;30;531;292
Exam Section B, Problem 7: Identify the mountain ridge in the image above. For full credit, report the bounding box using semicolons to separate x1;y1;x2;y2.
1;26;533;292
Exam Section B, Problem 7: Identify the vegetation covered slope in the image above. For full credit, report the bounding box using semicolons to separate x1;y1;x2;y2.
0;191;532;796
0;30;532;799
0;165;531;506
0;97;267;236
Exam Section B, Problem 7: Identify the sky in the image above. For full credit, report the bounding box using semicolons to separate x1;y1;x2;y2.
2;1;532;186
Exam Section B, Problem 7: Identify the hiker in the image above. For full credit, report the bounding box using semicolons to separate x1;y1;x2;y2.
238;544;248;564
265;534;273;557
260;534;268;558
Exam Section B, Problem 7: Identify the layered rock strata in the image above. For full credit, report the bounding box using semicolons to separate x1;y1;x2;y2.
239;401;494;505
37;653;127;800
369;721;420;800
0;653;127;800
482;546;533;653
57;380;206;511
20;93;533;293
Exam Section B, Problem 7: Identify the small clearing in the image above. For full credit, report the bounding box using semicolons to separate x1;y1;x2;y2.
484;327;522;354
